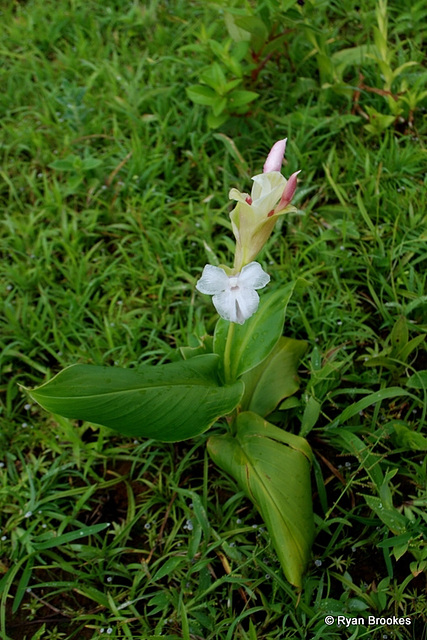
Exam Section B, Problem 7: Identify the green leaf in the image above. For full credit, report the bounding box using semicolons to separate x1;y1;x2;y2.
212;96;227;117
186;85;217;106
33;522;111;551
207;412;314;587
152;557;184;582
214;283;299;381
406;370;427;389
240;337;308;416
29;355;244;442
328;430;384;492
13;556;34;614
80;157;102;171
223;78;242;94
207;111;228;129
327;387;418;429
331;44;379;69
224;12;252;43
180;335;214;360
263;34;288;57
392;423;427;451
362;495;407;535
233;16;268;51
48;154;80;171
229;90;259;108
399;334;426;364
390;315;408;356
299;396;321;437
200;62;227;93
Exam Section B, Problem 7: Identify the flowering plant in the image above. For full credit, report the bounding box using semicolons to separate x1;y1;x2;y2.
28;139;314;588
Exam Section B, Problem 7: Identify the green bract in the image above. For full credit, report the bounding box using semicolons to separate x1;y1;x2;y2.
229;171;298;271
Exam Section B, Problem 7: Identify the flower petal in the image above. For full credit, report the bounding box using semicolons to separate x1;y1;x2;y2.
196;265;229;295
212;288;260;324
263;138;287;173
238;262;270;289
212;289;238;323
234;287;260;323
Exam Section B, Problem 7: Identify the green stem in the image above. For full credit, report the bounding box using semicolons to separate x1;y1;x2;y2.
223;321;235;384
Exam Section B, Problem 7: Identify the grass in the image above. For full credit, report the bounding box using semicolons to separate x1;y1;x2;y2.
1;0;426;638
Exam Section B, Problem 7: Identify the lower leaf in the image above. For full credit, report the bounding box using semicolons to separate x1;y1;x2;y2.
207;411;314;588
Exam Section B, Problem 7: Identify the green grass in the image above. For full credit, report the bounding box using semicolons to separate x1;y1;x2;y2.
1;0;426;638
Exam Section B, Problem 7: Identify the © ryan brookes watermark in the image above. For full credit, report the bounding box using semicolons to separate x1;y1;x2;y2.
324;615;412;628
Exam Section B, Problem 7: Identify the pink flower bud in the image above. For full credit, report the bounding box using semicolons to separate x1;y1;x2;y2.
275;170;301;212
263;138;287;173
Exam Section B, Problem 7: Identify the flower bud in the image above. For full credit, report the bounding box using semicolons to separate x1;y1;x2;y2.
263;138;287;173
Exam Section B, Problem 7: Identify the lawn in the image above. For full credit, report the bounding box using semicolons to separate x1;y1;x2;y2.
1;0;426;639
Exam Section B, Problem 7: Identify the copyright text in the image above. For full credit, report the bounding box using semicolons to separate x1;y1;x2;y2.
324;615;411;627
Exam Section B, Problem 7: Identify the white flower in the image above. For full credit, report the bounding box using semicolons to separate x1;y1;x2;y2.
196;262;270;324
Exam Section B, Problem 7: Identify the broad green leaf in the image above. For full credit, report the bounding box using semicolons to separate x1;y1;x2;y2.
364;355;399;370
186;85;217;106
81;157;102;171
224;12;252;43
229;90;259;108
392;423;427;451
347;598;369;612
207;111;228;129
212;96;227;117
377;532;414;549
207;412;313;587
406;370;427;389
240;337;307;416
200;62;227;93
48;154;80;171
29;355;244;442
224;79;243;94
233;16;268;51
214;283;299;382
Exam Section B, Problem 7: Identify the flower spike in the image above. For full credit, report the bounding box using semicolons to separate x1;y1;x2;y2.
229;137;300;271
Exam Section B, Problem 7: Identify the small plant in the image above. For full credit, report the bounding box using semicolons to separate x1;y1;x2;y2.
304;0;427;133
186;5;300;128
